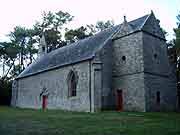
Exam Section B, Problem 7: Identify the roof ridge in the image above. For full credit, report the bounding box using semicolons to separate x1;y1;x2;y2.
17;13;150;79
45;14;150;56
94;26;120;55
139;14;151;30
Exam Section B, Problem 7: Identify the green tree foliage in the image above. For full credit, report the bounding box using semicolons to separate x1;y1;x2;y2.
177;13;180;28
160;28;168;37
65;20;114;43
0;42;18;79
170;11;180;97
0;43;17;105
87;20;114;33
174;28;180;51
34;11;73;51
65;26;93;43
8;26;38;75
0;79;12;105
174;12;180;55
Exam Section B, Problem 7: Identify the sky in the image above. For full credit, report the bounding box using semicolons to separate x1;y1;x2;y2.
0;0;179;41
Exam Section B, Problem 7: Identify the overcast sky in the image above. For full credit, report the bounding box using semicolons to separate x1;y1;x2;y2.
0;0;179;41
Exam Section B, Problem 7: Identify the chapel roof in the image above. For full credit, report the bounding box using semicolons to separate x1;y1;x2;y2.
17;13;163;79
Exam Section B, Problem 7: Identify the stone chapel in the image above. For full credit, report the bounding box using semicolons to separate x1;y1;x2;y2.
11;12;177;112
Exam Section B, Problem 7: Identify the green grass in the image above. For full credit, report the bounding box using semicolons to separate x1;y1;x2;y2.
0;106;180;135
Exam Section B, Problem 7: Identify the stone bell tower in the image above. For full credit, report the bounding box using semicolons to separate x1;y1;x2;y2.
38;34;47;58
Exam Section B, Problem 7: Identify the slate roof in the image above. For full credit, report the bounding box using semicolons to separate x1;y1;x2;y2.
17;14;150;79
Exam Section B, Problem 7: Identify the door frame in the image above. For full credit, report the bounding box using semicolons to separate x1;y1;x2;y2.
117;89;123;111
42;95;48;109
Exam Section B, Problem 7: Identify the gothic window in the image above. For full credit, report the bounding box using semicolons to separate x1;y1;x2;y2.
67;70;78;97
153;53;159;64
156;91;160;105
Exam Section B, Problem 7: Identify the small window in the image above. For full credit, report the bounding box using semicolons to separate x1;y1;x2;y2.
154;54;157;59
122;56;126;61
42;46;45;51
67;70;78;97
156;91;160;105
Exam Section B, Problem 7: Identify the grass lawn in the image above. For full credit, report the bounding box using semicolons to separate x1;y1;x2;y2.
0;106;180;135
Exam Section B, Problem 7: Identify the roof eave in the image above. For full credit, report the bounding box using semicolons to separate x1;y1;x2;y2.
16;56;94;80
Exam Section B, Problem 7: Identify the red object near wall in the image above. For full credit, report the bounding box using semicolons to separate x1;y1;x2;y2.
117;89;123;111
42;95;48;109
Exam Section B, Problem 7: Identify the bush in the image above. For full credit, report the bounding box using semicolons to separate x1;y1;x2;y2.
0;79;12;105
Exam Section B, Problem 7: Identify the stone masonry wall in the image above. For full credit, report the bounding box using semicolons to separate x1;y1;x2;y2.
143;32;177;111
144;73;177;111
112;73;145;111
143;33;169;75
98;40;113;109
16;61;91;112
112;32;146;111
112;32;144;75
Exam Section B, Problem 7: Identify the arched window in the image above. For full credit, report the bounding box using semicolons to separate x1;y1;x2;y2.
67;70;78;97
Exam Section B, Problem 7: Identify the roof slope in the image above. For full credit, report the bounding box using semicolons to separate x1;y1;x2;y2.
17;14;151;79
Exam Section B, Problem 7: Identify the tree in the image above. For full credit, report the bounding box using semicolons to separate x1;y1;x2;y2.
174;28;180;55
0;42;18;80
174;12;180;55
34;11;73;51
65;26;93;43
87;20;114;33
0;42;18;105
0;78;12;105
65;20;114;43
8;26;38;75
175;12;180;109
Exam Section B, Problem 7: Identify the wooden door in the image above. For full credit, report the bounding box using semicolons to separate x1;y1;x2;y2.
42;95;48;109
117;90;123;111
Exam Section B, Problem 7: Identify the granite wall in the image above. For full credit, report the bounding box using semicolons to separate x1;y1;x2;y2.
112;32;146;111
15;61;91;112
143;32;177;111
